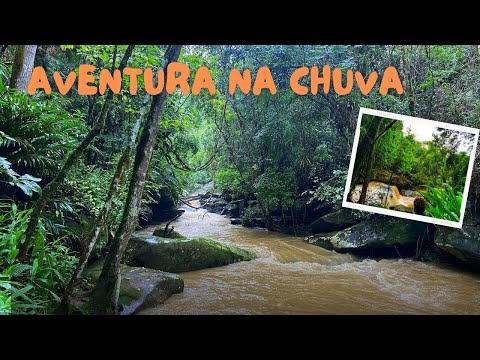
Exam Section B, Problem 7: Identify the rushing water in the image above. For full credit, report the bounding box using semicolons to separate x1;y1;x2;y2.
138;204;480;315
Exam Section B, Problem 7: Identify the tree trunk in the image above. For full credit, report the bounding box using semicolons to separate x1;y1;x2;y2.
59;111;143;310
90;45;182;315
59;143;132;309
10;45;37;91
18;45;135;263
359;120;381;204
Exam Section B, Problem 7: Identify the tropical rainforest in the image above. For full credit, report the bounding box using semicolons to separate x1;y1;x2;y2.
0;45;479;315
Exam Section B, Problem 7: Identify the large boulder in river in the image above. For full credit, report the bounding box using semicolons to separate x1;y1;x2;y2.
123;235;256;272
309;208;364;233
434;224;480;269
78;260;184;315
309;217;428;256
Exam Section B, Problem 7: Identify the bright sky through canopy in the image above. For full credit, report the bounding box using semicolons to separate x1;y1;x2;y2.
400;118;472;154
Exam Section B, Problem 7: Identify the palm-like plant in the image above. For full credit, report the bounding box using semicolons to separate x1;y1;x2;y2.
0;79;86;179
419;183;462;222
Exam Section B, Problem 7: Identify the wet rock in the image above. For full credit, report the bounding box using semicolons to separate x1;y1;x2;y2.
147;208;183;223
230;218;242;225
124;235;257;273
241;203;265;227
434;224;480;269
81;260;184;315
373;171;411;190
401;190;420;197
350;182;414;209
243;217;266;228
224;202;240;217
145;188;179;223
309;208;364;233
152;228;185;239
309;217;428;255
202;197;227;214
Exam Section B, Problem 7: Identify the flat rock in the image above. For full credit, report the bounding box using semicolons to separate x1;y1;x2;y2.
81;260;184;315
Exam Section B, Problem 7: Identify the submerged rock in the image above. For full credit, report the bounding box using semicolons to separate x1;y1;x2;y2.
124;235;257;272
230;218;242;225
434;224;480;269
80;260;184;315
309;217;427;255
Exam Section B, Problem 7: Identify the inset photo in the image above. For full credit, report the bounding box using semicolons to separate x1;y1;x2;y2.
343;108;479;228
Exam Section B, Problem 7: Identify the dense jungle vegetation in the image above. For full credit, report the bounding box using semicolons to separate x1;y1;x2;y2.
0;45;479;314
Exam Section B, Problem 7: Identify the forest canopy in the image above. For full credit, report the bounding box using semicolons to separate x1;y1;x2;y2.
354;115;472;192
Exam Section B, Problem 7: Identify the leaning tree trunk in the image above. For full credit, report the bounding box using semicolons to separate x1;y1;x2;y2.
359;120;381;204
59;144;131;309
90;45;182;315
59;113;143;310
10;45;37;91
18;45;135;263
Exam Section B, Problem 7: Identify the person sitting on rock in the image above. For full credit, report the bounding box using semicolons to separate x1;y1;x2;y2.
414;197;426;215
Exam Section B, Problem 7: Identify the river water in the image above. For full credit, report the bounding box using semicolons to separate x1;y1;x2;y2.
139;205;480;315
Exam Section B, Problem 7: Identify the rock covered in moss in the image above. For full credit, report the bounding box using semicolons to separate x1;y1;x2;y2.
79;260;184;315
123;235;256;272
309;217;427;255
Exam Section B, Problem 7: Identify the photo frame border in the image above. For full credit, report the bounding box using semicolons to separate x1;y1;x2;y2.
342;107;479;229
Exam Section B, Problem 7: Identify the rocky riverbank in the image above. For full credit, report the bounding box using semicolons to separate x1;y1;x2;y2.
193;185;480;271
198;191;328;235
305;208;480;269
71;225;257;315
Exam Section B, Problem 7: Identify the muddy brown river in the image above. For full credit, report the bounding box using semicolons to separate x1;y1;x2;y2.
138;205;480;315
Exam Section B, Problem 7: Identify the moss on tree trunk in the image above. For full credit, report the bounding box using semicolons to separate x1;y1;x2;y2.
90;45;182;315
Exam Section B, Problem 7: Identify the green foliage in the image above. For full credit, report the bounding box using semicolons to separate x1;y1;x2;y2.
255;169;296;212
0;203;77;314
1;44;480;313
307;169;348;208
0;58;9;88
240;204;262;227
0;87;86;178
0;155;41;196
216;168;242;193
354;116;471;195
419;184;462;221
